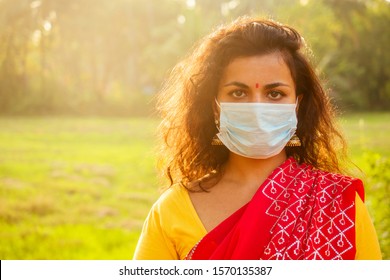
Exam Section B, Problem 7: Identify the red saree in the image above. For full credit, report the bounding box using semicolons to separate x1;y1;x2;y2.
186;157;364;260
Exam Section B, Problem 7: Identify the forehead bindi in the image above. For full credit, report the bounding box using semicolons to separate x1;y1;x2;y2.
219;53;296;91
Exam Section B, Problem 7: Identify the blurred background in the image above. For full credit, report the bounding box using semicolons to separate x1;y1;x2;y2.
0;0;389;259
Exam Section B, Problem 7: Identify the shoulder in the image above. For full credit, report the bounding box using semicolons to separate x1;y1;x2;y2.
291;158;361;186
291;159;364;200
148;184;192;223
315;169;364;201
315;169;363;187
137;184;193;246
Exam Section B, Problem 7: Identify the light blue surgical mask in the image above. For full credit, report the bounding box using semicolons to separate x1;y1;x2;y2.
216;102;297;159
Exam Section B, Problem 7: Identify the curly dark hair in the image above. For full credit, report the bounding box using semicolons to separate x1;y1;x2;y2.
156;16;346;190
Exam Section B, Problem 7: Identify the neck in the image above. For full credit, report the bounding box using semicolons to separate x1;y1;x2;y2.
222;150;287;189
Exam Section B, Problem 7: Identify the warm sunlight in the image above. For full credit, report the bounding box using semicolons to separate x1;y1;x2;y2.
0;0;389;262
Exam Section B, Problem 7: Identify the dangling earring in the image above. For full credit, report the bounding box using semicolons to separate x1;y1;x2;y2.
211;136;223;145
211;119;223;146
286;134;301;147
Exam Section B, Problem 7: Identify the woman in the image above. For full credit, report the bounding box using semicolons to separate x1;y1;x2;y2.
133;17;381;260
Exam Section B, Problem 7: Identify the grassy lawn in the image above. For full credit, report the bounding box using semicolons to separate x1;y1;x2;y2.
0;117;161;259
0;113;389;259
339;112;390;260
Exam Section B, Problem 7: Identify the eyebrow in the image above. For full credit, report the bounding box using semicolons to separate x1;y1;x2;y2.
223;81;249;88
264;82;291;89
223;81;291;89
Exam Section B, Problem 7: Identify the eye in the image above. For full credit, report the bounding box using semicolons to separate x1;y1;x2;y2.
267;90;285;100
229;90;247;99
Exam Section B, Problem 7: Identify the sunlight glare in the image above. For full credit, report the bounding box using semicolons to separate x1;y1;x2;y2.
32;30;42;45
186;0;196;9
177;15;186;25
30;0;41;9
221;0;240;16
300;0;309;6
43;21;52;32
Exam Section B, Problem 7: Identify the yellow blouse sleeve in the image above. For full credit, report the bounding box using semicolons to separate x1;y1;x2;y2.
132;202;179;260
355;194;382;260
132;185;206;260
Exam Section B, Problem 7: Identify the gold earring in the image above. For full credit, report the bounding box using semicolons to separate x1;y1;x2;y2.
211;136;223;145
286;134;301;147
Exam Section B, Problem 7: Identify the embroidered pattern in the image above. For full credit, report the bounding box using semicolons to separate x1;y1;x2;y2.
261;160;356;260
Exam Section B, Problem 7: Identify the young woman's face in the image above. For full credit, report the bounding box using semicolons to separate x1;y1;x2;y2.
217;52;296;104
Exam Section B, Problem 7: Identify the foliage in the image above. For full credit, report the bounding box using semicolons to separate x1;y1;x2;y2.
0;0;389;115
0;113;389;259
322;0;390;110
363;153;390;259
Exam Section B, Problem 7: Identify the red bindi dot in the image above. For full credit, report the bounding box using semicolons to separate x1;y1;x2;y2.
255;83;259;88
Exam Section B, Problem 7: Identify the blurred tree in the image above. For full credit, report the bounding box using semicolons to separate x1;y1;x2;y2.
0;0;37;111
0;0;389;115
323;0;390;110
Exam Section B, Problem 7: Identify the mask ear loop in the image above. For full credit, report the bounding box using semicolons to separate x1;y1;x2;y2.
213;98;221;130
214;98;221;109
211;98;224;146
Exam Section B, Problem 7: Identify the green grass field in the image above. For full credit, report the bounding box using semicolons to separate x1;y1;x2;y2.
0;113;389;259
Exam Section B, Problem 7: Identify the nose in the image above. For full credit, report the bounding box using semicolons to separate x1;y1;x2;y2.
248;91;263;103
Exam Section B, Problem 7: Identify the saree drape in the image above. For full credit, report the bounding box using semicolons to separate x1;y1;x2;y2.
186;158;364;260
